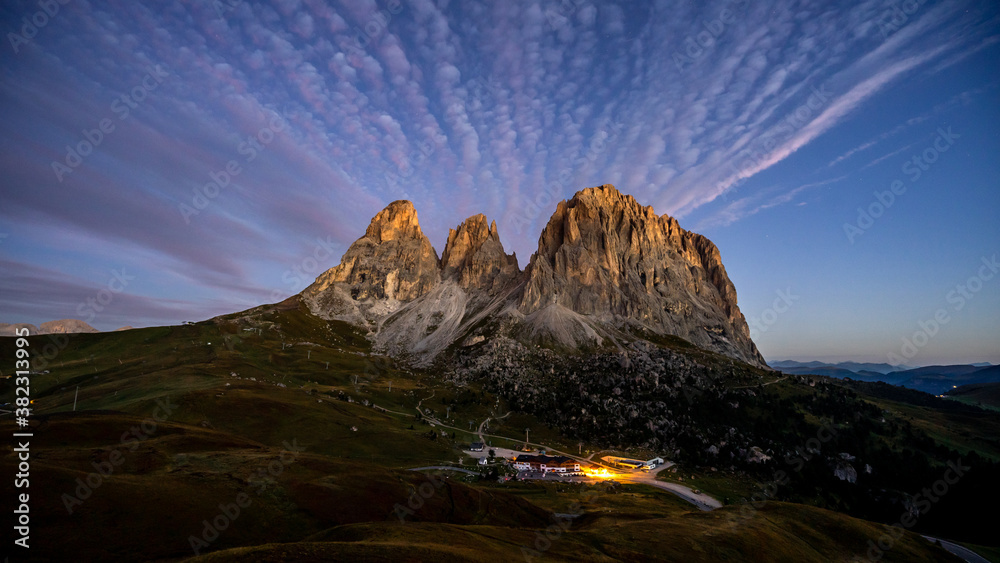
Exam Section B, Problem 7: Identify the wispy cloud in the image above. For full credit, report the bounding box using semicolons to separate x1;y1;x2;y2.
0;0;996;326
698;174;849;230
828;140;878;168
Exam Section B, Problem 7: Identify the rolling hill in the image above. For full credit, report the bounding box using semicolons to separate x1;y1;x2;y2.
2;298;996;561
2;187;996;561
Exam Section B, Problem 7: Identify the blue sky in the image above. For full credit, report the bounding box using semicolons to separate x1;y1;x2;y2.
0;0;997;366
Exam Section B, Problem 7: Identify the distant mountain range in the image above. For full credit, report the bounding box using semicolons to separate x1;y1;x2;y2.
770;360;906;374
0;320;134;336
772;360;999;395
0;319;99;336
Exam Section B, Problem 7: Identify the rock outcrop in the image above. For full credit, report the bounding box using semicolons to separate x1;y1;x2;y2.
518;185;764;366
302;201;441;325
40;319;100;334
440;214;520;292
301;185;766;368
0;323;40;337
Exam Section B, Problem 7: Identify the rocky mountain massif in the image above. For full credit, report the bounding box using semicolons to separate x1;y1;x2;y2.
0;319;99;336
302;185;765;368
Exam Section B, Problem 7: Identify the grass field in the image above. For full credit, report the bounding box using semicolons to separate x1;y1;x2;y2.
0;299;992;561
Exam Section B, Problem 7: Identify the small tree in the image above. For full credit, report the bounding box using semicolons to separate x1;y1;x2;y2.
488;449;496;460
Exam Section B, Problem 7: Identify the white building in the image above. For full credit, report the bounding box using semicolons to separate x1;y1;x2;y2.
512;455;582;475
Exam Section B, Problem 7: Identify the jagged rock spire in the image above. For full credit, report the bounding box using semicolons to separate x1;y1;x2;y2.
441;214;519;291
301;186;765;368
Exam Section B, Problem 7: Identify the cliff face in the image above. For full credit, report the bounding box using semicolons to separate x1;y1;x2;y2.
440;214;520;292
301;185;765;368
518;185;764;366
301;201;442;324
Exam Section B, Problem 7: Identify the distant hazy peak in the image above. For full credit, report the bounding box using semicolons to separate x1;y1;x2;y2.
0;319;98;336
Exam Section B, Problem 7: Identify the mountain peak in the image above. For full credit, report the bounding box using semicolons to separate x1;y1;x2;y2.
441;214;490;273
441;213;520;290
40;319;99;334
302;186;764;367
521;183;764;366
364;200;424;243
301;200;440;323
571;183;644;209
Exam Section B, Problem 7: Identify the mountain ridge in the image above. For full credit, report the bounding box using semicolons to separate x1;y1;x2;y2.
776;361;1000;395
0;319;100;336
302;184;766;368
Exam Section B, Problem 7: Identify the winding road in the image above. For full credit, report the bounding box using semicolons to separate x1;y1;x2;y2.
409;466;478;476
922;536;990;563
618;463;723;511
405;391;987;560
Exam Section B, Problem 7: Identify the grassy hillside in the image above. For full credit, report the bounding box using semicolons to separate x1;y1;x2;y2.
189;502;958;563
0;299;991;560
946;382;1000;411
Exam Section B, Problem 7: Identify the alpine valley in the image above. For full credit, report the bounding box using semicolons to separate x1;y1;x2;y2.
2;186;997;562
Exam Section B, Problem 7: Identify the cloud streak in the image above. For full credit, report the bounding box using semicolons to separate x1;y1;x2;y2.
0;0;996;328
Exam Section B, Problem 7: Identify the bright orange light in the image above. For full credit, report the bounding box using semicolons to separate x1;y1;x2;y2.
585;467;615;479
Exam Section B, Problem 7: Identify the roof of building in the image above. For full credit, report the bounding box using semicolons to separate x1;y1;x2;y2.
601;455;654;466
514;454;578;465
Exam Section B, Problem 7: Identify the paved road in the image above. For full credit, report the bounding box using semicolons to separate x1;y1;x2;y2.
922;536;991;563
617;463;722;511
409;466;478;476
476;410;512;443
371;404;412;417
624;475;722;511
733;375;787;389
464;445;526;460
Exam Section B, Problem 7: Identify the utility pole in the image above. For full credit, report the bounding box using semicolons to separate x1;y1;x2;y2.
388;381;392;392
73;386;79;411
